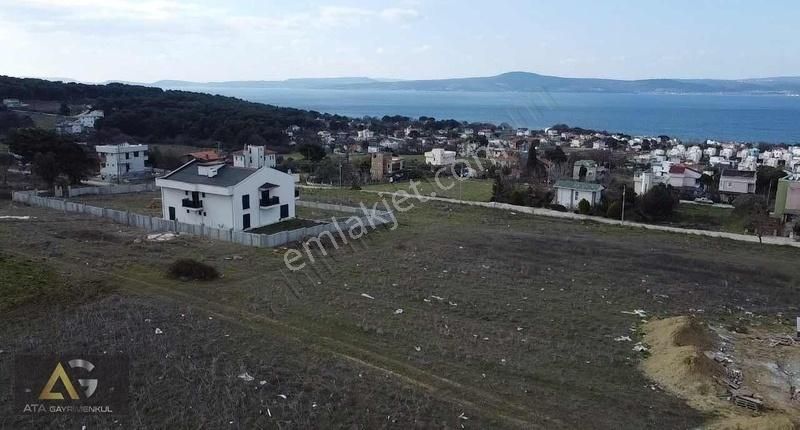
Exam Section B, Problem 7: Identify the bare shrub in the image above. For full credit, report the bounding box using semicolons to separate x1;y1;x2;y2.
166;259;219;281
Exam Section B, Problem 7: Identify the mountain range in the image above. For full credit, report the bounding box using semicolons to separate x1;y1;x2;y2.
149;72;800;95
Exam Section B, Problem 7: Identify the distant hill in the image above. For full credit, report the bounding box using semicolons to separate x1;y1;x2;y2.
151;72;800;94
153;77;382;90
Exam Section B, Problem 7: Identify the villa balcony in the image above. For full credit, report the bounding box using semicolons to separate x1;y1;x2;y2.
259;196;280;207
181;198;203;210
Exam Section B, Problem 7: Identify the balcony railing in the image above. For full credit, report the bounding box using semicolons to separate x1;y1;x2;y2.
182;198;203;209
260;196;280;207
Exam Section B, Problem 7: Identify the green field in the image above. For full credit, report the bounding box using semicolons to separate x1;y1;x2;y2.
668;203;746;233
363;178;494;202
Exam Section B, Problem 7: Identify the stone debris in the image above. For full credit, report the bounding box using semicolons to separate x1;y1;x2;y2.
238;372;254;382
614;336;632;342
622;309;648;317
361;293;375;300
146;232;177;242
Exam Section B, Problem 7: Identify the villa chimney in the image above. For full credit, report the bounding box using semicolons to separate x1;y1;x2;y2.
197;161;225;178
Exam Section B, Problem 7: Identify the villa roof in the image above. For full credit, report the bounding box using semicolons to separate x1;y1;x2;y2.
721;169;757;178
554;179;604;192
162;160;257;188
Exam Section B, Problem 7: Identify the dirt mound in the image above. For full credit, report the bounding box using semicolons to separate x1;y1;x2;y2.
641;316;799;430
641;316;724;411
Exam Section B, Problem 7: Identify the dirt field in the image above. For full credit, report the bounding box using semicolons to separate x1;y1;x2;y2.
2;188;800;428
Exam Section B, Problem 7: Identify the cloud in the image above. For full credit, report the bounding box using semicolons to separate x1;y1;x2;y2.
380;8;420;23
413;44;431;53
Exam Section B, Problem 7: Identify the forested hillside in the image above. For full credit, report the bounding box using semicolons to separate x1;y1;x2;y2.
0;76;336;149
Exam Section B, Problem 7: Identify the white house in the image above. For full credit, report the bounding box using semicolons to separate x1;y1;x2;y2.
634;171;654;195
76;110;104;128
156;159;295;231
719;169;757;202
232;145;276;169
424;148;457;167
666;164;702;188
2;98;21;108
572;160;598;182
553;180;604;210
96;143;150;180
356;129;375;141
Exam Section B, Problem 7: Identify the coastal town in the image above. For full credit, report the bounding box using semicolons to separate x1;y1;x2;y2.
2;77;800;429
3;91;798;240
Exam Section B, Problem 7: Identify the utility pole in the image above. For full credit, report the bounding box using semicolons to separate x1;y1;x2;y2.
621;184;627;222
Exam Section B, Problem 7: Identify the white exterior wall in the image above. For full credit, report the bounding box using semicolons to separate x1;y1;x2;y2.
233;145;276;169
157;166;295;231
555;188;601;210
720;177;756;194
424;148;457;166
97;144;149;178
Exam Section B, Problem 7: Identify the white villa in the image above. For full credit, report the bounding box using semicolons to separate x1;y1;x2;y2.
232;145;276;169
424;148;457;167
553;179;604;210
155;159;295;231
76;110;104;127
96;143;150;180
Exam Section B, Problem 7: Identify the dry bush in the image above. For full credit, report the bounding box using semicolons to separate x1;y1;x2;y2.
166;259;219;281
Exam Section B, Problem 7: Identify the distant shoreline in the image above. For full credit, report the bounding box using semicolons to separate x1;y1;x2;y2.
163;86;800;144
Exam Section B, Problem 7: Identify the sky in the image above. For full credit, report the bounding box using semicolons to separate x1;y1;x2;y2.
1;0;799;83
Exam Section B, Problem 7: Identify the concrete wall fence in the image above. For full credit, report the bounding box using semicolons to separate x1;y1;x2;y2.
66;183;158;197
13;189;392;249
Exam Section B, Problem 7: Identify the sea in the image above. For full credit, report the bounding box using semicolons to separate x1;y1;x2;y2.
166;86;800;144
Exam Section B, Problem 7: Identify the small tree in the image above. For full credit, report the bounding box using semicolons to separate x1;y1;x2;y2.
578;198;591;215
606;201;622;219
640;184;677;219
0;153;13;185
733;195;771;243
32;152;59;189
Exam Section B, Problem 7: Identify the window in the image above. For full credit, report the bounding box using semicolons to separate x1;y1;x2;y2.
125;153;130;159
242;214;251;229
280;204;289;219
133;151;139;157
242;194;250;210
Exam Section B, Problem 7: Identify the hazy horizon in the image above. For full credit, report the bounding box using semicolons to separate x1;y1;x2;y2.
2;0;800;83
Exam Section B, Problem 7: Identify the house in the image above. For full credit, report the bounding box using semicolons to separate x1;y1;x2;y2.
75;110;104;128
634;171;654;195
186;150;224;163
666;164;702;188
370;152;404;181
719;169;757;202
572;160;598;181
156;159;295;231
232;145;276;169
356;129;375;141
2;98;21;108
773;174;800;222
96;143;150;180
55;120;85;135
553;180;604;210
424;148;457;167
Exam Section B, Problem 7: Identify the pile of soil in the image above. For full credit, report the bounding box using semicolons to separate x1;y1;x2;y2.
640;316;798;430
641;316;724;411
